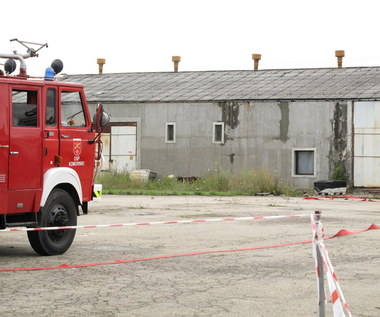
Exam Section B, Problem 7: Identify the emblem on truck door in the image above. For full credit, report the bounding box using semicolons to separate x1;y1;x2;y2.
73;138;82;156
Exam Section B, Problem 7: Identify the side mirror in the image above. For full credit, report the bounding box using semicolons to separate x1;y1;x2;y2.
93;103;110;131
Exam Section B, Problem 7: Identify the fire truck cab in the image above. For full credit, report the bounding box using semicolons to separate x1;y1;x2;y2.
0;40;108;255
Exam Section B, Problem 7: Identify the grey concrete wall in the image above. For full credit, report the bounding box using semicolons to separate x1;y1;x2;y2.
94;100;348;188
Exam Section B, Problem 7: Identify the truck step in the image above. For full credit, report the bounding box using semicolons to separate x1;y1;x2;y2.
3;212;38;228
5;221;38;228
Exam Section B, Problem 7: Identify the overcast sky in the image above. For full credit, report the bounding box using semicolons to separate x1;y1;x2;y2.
1;0;380;76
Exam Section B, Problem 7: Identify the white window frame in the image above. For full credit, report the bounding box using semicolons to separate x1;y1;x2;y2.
213;122;224;144
292;148;317;178
165;122;176;143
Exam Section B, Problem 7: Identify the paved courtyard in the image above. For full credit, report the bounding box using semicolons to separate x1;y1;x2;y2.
0;195;379;316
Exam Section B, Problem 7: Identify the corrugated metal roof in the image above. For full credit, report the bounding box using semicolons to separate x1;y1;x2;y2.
64;67;380;103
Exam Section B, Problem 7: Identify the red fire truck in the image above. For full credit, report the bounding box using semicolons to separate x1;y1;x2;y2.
0;40;108;255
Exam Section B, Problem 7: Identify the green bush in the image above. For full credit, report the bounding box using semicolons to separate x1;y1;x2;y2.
332;164;347;180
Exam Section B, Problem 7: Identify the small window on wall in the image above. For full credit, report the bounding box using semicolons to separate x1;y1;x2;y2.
166;122;176;143
292;148;316;177
213;122;224;144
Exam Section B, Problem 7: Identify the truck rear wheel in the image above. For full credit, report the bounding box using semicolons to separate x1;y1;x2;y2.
27;188;77;256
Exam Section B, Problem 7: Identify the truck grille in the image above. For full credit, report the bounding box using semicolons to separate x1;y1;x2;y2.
0;174;5;183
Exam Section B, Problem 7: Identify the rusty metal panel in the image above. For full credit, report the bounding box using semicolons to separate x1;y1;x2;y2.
354;157;380;187
354;101;380;186
354;135;380;157
354;101;380;132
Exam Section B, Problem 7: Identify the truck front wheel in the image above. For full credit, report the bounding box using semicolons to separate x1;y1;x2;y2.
27;188;77;256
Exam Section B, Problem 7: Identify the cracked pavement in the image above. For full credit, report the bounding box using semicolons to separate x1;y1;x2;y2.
0;195;379;316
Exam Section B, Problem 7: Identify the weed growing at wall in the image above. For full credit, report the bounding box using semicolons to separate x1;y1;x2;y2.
331;164;347;180
95;169;302;196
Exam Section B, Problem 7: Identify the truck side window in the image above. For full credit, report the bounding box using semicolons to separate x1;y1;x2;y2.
46;88;56;126
61;91;86;127
12;90;38;127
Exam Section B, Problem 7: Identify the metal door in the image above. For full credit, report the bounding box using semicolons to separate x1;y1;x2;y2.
353;101;380;187
110;126;137;172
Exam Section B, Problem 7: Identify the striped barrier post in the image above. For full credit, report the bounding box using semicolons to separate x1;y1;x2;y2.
319;243;352;317
312;211;326;317
312;211;352;317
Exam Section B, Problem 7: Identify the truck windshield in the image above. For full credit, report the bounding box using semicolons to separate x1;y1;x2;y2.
61;91;86;127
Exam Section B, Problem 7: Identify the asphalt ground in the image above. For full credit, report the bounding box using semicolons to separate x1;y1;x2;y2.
0;195;379;316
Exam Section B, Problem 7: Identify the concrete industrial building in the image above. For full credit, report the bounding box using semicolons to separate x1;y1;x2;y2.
65;59;380;189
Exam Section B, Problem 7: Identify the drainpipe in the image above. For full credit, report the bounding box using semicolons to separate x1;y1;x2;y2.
252;54;261;71
172;56;181;72
97;58;106;74
335;50;345;68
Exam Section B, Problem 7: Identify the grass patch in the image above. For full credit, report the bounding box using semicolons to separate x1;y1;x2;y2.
95;169;304;197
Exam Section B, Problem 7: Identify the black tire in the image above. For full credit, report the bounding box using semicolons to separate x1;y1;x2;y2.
27;188;77;256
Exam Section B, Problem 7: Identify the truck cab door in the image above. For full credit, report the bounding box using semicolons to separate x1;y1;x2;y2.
9;88;42;189
58;89;95;201
8;87;43;212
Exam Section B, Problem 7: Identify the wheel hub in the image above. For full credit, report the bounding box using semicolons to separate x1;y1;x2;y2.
48;204;71;240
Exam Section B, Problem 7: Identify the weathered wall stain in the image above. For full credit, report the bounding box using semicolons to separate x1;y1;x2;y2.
218;102;240;165
228;153;235;164
278;102;289;143
329;102;348;178
219;101;240;130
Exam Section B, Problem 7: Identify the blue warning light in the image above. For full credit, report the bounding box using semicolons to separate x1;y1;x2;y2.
44;67;55;79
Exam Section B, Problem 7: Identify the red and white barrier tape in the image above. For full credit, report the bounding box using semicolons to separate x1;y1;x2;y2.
305;196;374;201
311;215;352;317
0;223;378;272
0;213;310;232
311;215;327;306
319;242;352;317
